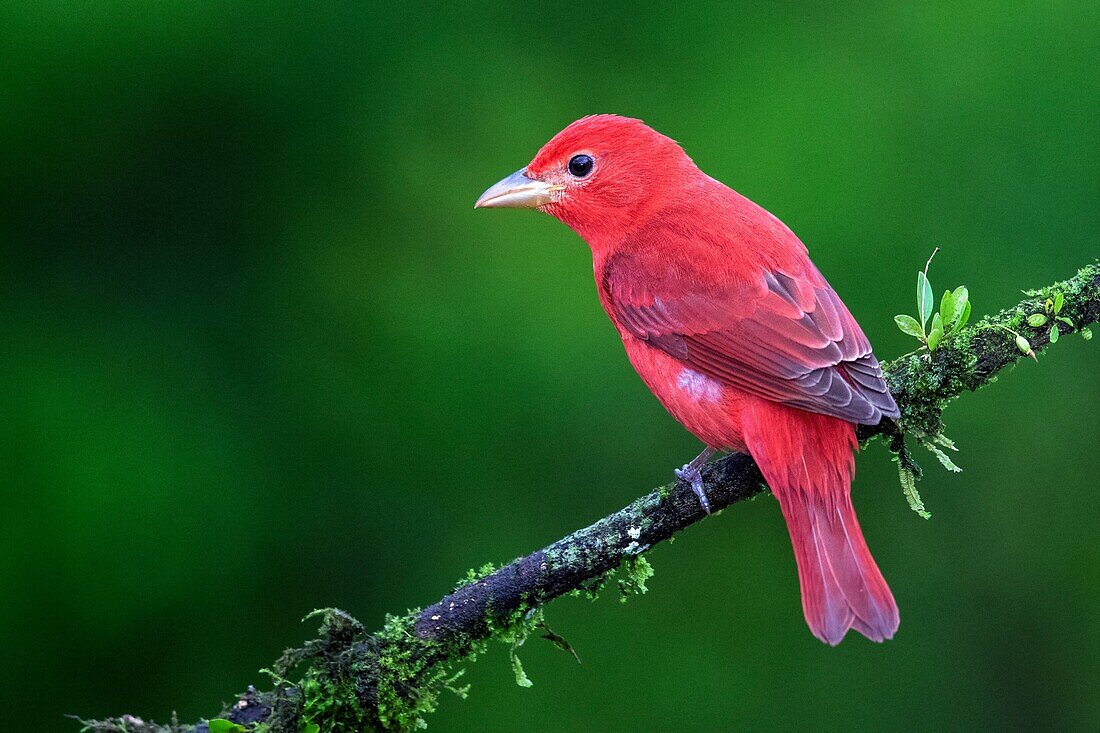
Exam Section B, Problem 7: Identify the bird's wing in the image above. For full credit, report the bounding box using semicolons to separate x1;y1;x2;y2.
603;247;899;425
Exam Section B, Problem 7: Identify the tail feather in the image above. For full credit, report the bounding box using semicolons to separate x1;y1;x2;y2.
745;403;899;645
802;491;898;643
818;493;897;640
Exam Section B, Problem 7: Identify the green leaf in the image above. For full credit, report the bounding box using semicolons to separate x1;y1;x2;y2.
947;287;968;329
927;326;944;351
894;314;923;338
1054;292;1064;314
917;271;934;327
1049;324;1059;343
1026;313;1047;327
510;647;533;687
1056;315;1073;327
898;463;930;520
540;627;582;664
443;668;471;700
1082;326;1093;340
954;299;972;331
927;313;944;350
208;721;246;733
302;724;320;733
940;289;957;325
922;440;963;473
931;432;958;451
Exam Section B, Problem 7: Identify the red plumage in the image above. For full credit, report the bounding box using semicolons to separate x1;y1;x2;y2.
479;115;900;644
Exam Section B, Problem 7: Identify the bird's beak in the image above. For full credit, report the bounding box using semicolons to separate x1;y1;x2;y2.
474;169;559;209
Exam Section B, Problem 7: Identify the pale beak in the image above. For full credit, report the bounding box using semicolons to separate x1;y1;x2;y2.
474;169;558;209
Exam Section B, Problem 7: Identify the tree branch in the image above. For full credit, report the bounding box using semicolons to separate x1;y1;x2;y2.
80;263;1099;733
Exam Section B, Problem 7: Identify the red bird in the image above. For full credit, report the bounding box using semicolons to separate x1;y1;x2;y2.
476;115;899;645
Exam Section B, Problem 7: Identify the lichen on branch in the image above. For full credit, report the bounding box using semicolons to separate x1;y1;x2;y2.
80;262;1100;733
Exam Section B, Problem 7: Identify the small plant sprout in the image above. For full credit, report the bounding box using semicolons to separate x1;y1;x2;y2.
894;248;971;352
996;324;1037;361
1025;290;1088;344
889;249;975;516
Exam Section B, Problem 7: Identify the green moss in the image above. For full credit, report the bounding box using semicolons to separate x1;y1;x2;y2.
364;573;562;728
73;716;189;733
616;556;654;602
884;341;976;443
455;562;497;589
368;608;497;732
557;545;583;566
496;605;543;687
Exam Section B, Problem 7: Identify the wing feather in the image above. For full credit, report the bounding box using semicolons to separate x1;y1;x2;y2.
604;248;898;425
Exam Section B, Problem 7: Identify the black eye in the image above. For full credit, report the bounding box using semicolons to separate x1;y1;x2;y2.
568;154;594;178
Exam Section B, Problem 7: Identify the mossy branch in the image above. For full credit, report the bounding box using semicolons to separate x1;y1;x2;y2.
80;263;1099;733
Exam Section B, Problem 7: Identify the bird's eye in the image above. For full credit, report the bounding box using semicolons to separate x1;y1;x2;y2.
567;154;594;178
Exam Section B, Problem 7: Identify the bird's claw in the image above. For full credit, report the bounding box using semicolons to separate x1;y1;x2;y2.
675;464;711;514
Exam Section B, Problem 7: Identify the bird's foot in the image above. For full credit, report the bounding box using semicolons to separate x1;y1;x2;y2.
675;463;711;514
675;446;716;514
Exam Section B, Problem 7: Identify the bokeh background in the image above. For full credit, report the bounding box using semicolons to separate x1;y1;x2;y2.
3;2;1098;731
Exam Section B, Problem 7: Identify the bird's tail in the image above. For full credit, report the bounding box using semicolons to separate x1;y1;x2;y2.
744;402;899;645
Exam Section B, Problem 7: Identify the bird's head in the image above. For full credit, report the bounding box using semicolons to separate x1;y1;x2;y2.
475;115;697;245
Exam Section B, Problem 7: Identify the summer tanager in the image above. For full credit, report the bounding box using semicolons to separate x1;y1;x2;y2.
475;115;899;645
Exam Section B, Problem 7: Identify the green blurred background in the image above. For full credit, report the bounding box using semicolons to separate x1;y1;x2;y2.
3;2;1098;730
